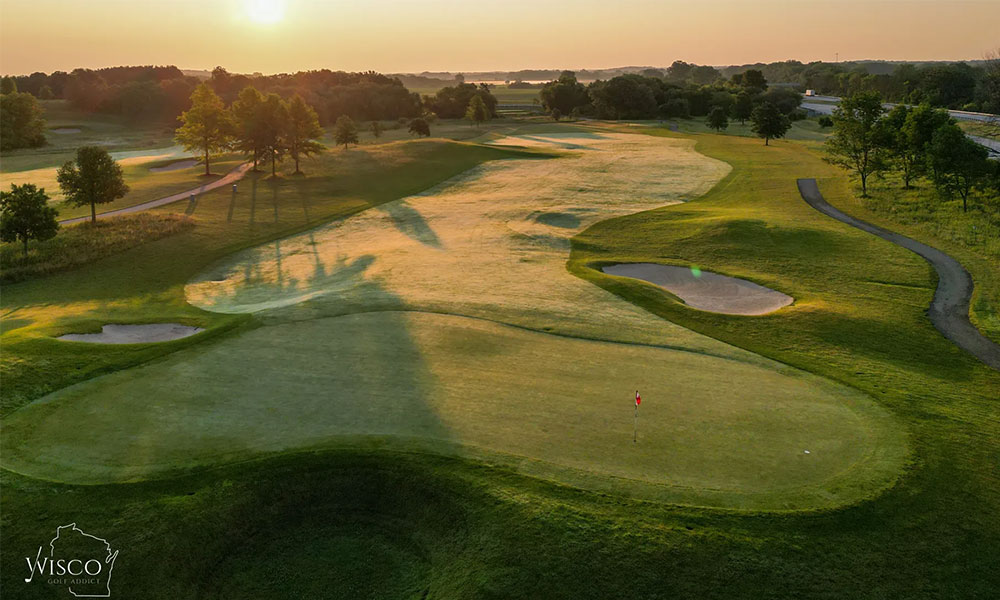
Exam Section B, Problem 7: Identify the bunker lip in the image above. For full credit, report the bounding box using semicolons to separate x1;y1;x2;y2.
150;159;199;173
50;127;81;134
601;263;793;316
57;323;204;344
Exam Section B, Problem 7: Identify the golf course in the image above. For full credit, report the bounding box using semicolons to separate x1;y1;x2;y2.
3;113;998;596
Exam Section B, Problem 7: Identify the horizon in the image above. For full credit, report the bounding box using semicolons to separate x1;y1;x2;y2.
2;0;997;76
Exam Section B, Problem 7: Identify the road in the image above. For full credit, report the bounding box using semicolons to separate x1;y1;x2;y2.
59;162;252;226
797;178;1000;372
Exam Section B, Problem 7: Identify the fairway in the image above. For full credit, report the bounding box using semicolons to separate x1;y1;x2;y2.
2;131;907;510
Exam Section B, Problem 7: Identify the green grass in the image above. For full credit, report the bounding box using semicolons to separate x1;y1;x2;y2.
2;124;998;598
0;138;550;414
0;213;193;282
666;116;832;142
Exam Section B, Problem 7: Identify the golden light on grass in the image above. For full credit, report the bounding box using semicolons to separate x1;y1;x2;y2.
244;0;285;25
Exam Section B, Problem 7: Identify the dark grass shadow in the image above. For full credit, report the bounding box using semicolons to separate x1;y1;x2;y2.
377;201;442;249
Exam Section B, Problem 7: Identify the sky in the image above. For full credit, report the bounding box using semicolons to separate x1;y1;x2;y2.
1;0;998;75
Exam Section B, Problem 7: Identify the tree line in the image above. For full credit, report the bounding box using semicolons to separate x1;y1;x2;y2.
540;70;801;143
0;78;46;150
825;91;999;211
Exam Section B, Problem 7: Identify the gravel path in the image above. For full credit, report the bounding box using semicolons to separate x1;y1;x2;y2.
59;162;251;225
797;178;1000;371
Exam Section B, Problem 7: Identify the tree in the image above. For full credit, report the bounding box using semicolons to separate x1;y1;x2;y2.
175;83;235;176
231;86;267;171
465;95;489;127
0;184;59;257
38;85;55;100
259;93;289;176
540;71;590;115
551;108;562;121
333;115;359;148
824;91;889;195
731;91;754;124
0;91;47;151
750;101;791;146
283;95;324;175
897;104;952;186
56;147;129;224
370;120;384;138
741;69;768;92
1;76;17;95
707;106;728;132
408;117;430;137
927;124;990;212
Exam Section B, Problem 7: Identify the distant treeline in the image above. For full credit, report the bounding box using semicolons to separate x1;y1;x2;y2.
5;66;424;125
539;70;802;122
719;60;999;113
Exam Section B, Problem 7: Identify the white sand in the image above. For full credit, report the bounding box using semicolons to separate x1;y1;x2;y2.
58;324;203;344
50;128;81;134
150;159;198;173
602;263;793;315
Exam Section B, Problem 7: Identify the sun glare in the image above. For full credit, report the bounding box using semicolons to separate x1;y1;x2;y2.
245;0;285;25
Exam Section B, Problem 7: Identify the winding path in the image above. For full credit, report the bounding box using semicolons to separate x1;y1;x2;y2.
59;162;252;226
797;179;1000;371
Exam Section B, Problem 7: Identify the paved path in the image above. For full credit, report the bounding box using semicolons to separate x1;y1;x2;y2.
59;162;252;225
797;178;1000;371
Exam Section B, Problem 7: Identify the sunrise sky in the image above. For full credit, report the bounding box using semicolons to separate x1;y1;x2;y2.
2;0;998;75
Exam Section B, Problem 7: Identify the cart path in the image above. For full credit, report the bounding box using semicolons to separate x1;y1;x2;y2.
797;178;1000;371
59;162;252;225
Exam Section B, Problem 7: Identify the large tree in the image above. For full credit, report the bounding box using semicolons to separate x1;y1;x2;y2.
175;83;235;176
285;94;324;174
259;93;289;176
749;101;790;146
465;95;489;128
0;91;46;151
231;86;267;171
333;115;359;148
57;146;130;224
0;183;59;257
887;104;951;188
927;123;991;212
824;91;889;196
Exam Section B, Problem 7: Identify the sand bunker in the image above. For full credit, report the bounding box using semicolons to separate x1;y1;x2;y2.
50;128;81;134
602;263;793;315
150;159;198;173
58;324;203;344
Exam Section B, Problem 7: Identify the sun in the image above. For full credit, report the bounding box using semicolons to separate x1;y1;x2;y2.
245;0;285;25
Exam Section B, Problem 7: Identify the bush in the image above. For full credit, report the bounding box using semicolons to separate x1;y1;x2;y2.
818;116;834;128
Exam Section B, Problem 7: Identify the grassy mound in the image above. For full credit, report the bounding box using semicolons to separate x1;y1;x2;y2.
1;214;193;282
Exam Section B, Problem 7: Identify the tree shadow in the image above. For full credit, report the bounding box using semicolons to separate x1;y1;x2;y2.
377;200;442;249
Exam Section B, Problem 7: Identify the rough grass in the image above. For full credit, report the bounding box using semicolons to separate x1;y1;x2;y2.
0;214;193;283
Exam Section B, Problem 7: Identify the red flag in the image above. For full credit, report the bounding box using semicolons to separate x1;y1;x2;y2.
635;390;641;406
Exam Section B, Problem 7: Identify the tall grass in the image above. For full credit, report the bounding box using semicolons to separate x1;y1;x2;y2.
0;214;193;283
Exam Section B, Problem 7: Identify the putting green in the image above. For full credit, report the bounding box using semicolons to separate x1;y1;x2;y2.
1;132;907;509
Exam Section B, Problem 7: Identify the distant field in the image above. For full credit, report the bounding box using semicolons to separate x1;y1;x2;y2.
409;84;541;104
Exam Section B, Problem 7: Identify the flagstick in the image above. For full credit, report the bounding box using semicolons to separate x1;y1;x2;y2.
633;400;638;443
